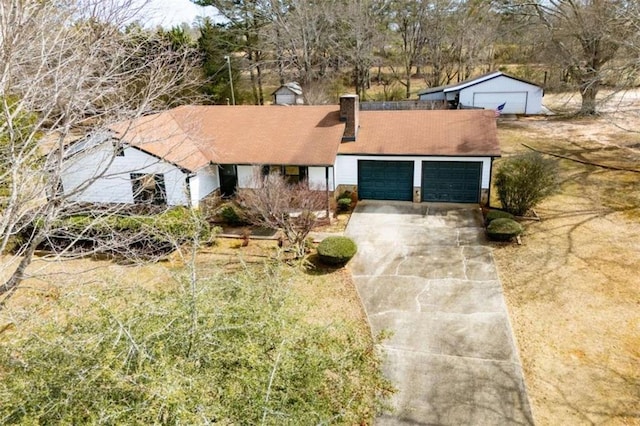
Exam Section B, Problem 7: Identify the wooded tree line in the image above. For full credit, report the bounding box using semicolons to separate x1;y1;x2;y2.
181;0;640;115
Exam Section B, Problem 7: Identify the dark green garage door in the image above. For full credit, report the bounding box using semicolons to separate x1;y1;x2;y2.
421;161;482;203
358;160;414;201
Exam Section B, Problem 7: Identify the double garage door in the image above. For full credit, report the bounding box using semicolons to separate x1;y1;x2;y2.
358;160;481;203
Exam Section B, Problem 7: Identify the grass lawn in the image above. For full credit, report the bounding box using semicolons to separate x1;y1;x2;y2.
493;101;640;425
0;239;390;424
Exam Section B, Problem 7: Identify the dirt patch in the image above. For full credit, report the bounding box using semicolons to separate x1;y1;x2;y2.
494;96;640;425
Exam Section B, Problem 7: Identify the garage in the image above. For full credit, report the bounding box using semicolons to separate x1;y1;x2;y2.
421;161;482;203
358;160;413;201
417;71;543;115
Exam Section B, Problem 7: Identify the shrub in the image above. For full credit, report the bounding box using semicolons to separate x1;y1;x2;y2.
219;203;247;226
494;152;559;216
485;209;514;224
28;207;213;257
337;197;352;212
295;209;317;225
337;190;353;200
317;236;357;265
487;218;524;241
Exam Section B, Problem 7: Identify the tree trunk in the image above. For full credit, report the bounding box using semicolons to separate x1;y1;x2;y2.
405;66;411;99
580;84;598;115
248;51;259;105
275;26;285;85
256;59;264;105
0;229;45;303
577;67;600;115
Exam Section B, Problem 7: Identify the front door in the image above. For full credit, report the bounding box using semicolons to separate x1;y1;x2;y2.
219;165;238;197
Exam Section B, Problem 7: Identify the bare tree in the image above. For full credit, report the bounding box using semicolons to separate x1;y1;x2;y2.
338;0;390;99
266;0;341;87
508;0;640;115
388;0;431;98
0;0;200;300
234;171;326;259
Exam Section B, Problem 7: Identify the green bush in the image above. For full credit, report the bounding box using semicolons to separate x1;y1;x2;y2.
317;236;357;265
29;207;213;257
219;203;247;226
337;190;353;200
485;210;514;224
495;152;559;216
487;218;524;242
337;197;352;212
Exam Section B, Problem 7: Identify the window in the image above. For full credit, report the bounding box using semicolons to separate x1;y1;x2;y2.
131;173;167;205
284;165;307;184
260;165;308;185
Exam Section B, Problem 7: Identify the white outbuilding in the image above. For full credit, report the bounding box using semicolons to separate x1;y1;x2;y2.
417;71;544;115
271;82;304;105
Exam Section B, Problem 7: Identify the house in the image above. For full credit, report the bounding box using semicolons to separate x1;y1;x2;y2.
417;71;544;115
60;95;500;207
272;82;304;105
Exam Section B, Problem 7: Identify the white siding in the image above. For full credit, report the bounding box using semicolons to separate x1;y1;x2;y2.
458;75;543;114
273;87;303;105
473;92;528;113
274;93;296;105
335;155;493;189
189;165;220;207
308;166;334;190
62;144;189;206
237;165;259;188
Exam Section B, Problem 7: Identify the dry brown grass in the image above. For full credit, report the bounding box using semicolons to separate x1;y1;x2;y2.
494;103;640;425
0;239;366;346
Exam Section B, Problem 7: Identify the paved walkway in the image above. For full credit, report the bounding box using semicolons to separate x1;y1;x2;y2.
346;201;533;425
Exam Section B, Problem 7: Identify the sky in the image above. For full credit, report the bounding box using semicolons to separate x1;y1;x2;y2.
140;0;221;27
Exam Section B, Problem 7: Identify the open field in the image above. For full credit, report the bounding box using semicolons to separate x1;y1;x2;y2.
494;93;640;425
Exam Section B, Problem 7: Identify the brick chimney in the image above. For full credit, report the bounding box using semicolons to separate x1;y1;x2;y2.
339;94;359;142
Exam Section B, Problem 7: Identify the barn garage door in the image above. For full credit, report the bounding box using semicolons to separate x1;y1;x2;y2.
421;161;481;203
358;160;413;201
472;92;528;114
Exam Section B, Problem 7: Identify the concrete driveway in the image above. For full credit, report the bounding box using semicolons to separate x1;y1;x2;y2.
345;201;533;425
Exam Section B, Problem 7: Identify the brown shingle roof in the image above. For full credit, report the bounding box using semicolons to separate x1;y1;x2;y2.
111;110;211;172
111;105;344;171
338;110;501;157
109;106;499;172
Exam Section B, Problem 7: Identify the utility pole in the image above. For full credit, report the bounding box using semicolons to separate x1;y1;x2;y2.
224;55;235;106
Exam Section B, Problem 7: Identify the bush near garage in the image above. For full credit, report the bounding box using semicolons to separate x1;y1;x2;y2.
337;197;352;212
485;209;515;225
486;218;524;242
495;152;559;216
317;236;357;265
